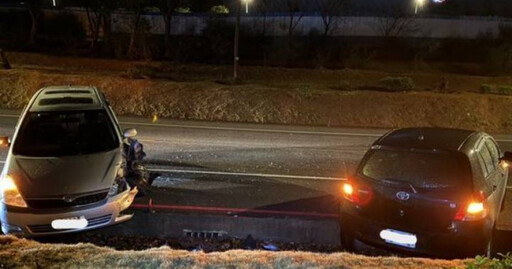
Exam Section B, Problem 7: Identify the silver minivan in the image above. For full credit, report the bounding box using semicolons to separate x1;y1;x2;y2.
0;86;138;236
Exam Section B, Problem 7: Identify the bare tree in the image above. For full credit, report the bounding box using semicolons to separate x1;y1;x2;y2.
82;0;119;52
371;3;419;38
316;0;347;37
256;0;270;36
25;0;45;46
277;0;305;38
158;0;181;57
127;0;150;58
84;0;103;51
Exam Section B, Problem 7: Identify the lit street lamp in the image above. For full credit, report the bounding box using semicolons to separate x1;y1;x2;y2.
414;0;425;15
242;0;252;14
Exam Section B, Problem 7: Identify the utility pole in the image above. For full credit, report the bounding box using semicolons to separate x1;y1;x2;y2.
233;0;241;80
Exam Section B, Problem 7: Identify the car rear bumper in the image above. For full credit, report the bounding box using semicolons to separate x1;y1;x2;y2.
0;187;138;236
340;210;490;258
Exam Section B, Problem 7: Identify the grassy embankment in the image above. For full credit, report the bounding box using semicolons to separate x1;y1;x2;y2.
2;53;512;133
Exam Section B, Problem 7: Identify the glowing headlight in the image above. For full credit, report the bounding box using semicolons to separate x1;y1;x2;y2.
0;174;27;208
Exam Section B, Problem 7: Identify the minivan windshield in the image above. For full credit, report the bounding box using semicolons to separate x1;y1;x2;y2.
13;110;119;157
361;149;469;189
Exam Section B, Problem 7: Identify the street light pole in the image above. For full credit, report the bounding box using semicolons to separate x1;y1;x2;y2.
233;0;241;80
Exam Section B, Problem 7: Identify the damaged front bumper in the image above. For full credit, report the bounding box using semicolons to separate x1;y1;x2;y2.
0;187;138;236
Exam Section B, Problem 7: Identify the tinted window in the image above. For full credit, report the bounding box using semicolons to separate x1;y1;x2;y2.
478;144;495;175
13;110;119;157
361;149;469;188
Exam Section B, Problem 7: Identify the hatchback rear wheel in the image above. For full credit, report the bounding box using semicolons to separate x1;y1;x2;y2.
340;228;356;252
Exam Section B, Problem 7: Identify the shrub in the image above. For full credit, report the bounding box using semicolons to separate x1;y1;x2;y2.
480;84;494;94
175;7;191;13
124;65;159;79
331;80;352;91
498;85;512;95
210;5;229;14
465;253;512;269
479;84;512;95
379;77;415;92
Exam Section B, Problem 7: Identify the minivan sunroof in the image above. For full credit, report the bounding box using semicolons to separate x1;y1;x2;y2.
38;97;94;106
45;90;91;95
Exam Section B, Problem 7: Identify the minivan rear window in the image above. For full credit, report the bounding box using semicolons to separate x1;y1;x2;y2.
361;149;470;189
13;110;119;157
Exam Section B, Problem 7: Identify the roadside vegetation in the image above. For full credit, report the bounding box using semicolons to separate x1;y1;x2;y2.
3;53;512;134
0;235;471;269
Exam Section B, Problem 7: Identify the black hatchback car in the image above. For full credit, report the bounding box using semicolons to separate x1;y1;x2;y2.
340;128;509;258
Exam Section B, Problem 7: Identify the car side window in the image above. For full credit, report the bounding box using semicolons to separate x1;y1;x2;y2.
485;139;500;168
476;151;489;178
478;143;495;176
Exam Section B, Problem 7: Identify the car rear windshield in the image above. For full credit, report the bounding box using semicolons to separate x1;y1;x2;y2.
13;110;119;157
360;149;470;189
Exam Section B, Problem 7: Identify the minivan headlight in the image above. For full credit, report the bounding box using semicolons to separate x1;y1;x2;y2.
108;181;119;197
108;179;127;198
0;174;28;208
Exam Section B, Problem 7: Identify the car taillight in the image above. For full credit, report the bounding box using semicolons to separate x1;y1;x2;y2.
341;179;373;206
454;192;487;221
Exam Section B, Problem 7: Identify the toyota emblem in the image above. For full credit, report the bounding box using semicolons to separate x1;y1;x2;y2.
396;191;410;201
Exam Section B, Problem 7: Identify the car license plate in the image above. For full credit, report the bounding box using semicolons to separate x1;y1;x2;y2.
379;229;417;249
51;217;88;230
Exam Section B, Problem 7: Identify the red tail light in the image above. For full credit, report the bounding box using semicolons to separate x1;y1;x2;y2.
454;191;488;221
341;179;373;206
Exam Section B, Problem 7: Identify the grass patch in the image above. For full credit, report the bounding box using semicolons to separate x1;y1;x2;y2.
379;76;415;92
0;235;469;269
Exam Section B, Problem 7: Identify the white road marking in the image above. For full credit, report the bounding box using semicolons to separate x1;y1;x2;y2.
121;121;383;138
147;168;346;181
0;114;18;118
3;113;512;142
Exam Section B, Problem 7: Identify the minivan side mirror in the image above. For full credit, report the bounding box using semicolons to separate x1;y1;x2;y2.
500;151;512;163
0;136;10;147
123;128;137;139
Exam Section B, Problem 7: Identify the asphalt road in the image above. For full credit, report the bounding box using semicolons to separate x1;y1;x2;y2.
1;108;512;245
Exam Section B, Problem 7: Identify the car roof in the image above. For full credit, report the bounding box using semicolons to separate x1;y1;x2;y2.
374;127;477;152
29;86;105;112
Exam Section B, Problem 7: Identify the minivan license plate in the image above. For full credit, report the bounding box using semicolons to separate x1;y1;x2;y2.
51;217;88;230
379;229;417;249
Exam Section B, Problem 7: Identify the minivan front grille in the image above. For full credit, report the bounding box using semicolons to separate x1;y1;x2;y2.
26;191;109;209
27;214;112;234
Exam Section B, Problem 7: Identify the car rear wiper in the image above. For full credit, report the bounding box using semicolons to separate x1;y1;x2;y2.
381;178;418;194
